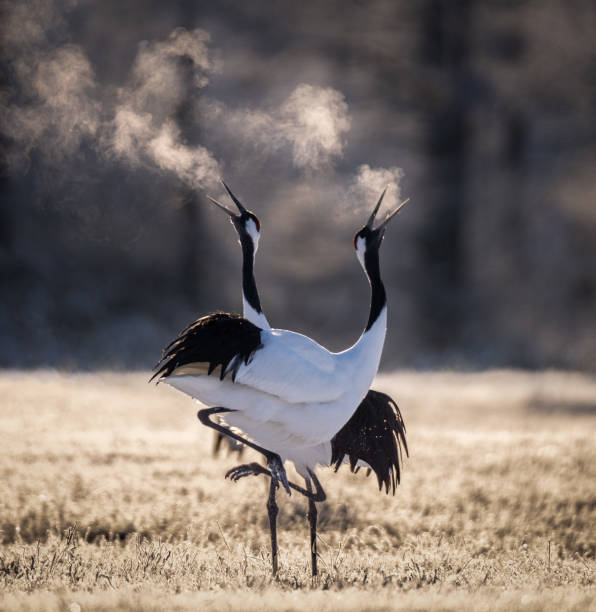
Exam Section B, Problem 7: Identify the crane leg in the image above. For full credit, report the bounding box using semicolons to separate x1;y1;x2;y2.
226;463;326;501
212;431;224;455
267;479;279;576
306;477;318;576
212;431;244;457
198;408;328;578
197;407;290;495
226;463;326;577
305;469;324;577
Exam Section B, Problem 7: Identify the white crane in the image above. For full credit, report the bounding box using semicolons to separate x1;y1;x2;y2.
152;187;408;575
206;181;408;576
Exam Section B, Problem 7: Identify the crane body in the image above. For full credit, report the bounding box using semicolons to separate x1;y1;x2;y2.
152;184;409;576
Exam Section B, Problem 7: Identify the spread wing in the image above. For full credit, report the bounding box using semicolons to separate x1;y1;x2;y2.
330;389;408;494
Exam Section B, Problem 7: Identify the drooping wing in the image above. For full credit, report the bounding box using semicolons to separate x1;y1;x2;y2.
330;389;408;494
151;312;263;383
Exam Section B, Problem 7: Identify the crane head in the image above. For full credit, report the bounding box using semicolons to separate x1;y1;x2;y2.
353;188;410;258
207;180;261;250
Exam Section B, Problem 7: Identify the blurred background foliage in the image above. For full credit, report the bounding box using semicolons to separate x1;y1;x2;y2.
1;0;595;370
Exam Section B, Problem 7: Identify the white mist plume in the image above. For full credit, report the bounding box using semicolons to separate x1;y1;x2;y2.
1;2;221;190
107;28;221;189
146;121;220;189
1;0;75;50
123;28;219;121
202;84;350;170
279;84;351;169
1;17;99;172
348;164;405;213
1;1;393;201
111;108;153;166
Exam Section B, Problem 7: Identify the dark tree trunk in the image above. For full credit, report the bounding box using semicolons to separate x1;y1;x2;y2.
418;0;472;350
176;3;204;308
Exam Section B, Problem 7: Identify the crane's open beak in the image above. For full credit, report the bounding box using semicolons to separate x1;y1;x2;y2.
378;197;410;229
365;188;387;229
366;187;410;231
207;179;248;218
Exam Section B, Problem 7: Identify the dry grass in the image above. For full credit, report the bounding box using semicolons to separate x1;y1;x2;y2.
0;369;594;610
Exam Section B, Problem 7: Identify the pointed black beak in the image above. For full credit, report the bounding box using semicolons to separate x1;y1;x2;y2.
365;188;387;229
207;179;248;218
377;197;410;230
221;180;248;214
365;187;410;232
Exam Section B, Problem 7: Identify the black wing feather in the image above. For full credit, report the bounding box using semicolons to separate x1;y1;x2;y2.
330;389;408;495
150;312;262;383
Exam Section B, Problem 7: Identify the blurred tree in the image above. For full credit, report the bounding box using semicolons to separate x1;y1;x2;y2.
418;0;471;350
1;0;595;369
175;46;204;308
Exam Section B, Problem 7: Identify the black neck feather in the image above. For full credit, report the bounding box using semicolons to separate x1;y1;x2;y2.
364;247;386;331
241;236;263;315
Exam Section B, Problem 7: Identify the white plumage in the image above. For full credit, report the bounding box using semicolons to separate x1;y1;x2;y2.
157;187;407;477
165;297;387;475
153;182;409;578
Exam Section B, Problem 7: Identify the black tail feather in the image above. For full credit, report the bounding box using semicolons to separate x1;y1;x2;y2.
151;312;262;383
330;389;408;495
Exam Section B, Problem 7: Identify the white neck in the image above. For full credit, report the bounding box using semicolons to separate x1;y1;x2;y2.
334;239;388;403
243;296;270;329
337;304;387;386
245;219;260;252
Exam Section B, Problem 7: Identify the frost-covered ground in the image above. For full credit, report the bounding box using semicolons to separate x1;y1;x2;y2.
0;370;594;611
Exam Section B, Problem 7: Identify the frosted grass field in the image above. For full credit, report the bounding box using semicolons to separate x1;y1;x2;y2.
0;370;594;611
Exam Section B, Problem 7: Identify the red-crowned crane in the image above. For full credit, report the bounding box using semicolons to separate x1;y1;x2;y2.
152;187;408;576
207;182;408;576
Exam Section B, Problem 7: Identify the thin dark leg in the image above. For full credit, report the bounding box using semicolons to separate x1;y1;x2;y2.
226;463;326;577
212;432;244;457
267;479;279;576
199;409;328;577
307;469;325;502
226;463;326;501
306;477;318;576
306;469;324;577
198;407;290;494
212;432;223;455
